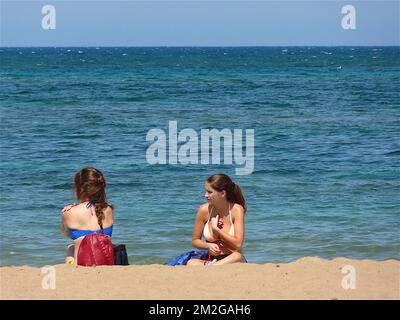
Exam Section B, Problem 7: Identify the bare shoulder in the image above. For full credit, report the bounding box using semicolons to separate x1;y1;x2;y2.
197;203;210;220
105;205;114;215
104;205;114;220
231;203;245;220
62;203;84;224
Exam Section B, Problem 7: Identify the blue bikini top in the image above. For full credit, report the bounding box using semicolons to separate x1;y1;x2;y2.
68;201;113;240
69;225;113;240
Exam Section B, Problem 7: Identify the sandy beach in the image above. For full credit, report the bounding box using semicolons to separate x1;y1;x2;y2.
1;257;399;300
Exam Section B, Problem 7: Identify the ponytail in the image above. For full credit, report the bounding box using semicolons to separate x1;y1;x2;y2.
231;183;246;213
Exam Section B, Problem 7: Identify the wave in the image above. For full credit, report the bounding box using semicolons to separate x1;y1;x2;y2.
385;150;400;156
52;183;72;190
252;168;301;175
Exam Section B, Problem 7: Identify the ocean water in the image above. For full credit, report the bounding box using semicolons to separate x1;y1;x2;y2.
0;47;399;267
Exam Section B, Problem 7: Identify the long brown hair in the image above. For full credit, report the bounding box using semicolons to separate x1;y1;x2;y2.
74;167;112;233
206;173;246;213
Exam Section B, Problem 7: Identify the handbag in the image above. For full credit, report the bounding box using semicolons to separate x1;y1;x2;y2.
77;233;115;266
113;244;129;265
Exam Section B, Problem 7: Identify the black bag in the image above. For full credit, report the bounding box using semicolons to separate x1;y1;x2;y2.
113;244;129;265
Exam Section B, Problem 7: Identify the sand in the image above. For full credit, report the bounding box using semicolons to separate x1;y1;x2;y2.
1;257;399;300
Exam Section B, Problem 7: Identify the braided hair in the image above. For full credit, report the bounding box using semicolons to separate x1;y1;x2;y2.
74;167;112;233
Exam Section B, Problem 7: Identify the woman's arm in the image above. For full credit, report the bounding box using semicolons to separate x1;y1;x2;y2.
191;205;221;255
59;204;76;238
60;211;70;238
211;205;245;251
191;205;210;250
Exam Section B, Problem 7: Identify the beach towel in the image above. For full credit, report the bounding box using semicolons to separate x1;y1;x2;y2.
164;250;209;266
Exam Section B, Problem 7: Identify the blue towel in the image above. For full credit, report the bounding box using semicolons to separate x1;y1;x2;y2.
164;250;209;266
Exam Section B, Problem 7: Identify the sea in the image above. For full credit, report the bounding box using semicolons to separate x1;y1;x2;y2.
0;47;399;266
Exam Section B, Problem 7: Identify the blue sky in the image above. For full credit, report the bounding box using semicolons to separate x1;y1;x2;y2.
1;0;399;46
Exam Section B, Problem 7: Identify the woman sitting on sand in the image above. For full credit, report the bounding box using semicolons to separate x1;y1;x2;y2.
60;167;114;265
187;173;247;266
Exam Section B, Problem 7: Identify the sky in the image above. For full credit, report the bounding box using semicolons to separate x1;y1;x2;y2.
1;0;399;46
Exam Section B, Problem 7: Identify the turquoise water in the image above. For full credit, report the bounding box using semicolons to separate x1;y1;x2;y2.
0;47;399;266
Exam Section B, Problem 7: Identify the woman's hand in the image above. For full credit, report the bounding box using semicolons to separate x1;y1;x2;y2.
210;215;224;231
62;203;76;214
207;242;222;256
215;240;226;250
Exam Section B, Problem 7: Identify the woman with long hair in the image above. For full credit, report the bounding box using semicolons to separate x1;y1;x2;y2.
60;167;114;264
187;173;247;266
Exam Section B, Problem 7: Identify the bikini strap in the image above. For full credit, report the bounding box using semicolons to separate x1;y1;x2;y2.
86;201;93;208
228;202;233;225
208;206;214;221
87;201;94;216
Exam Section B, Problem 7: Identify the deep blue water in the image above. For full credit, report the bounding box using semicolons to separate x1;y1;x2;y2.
0;47;399;266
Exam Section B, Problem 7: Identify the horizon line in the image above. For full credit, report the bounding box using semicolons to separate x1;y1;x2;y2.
1;45;399;48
